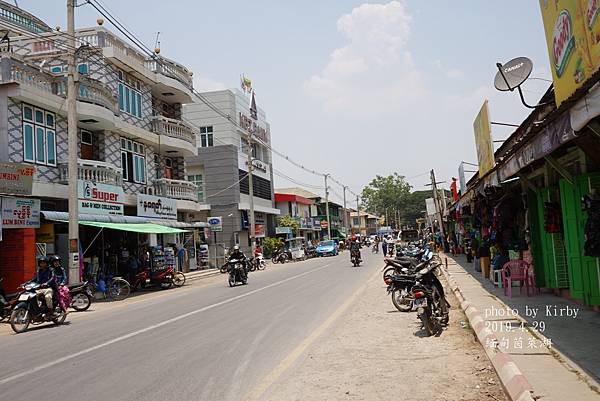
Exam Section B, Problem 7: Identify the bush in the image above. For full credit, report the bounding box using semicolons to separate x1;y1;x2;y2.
263;237;284;258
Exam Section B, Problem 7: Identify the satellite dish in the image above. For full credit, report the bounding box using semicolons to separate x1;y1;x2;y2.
494;57;533;92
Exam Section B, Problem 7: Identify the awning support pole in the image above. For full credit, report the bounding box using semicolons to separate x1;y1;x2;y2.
518;175;538;193
83;227;104;257
544;155;574;185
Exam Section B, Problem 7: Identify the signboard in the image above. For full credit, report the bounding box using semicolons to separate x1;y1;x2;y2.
36;223;55;243
0;163;35;196
78;180;124;215
425;198;437;217
320;220;329;229
1;197;40;228
539;0;594;106
276;226;292;235
208;216;223;232
458;163;467;195
499;112;576;180
137;194;177;220
473;100;495;178
246;159;268;173
239;112;270;144
254;224;265;238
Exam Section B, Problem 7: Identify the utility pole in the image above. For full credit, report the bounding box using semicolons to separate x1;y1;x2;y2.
430;169;446;242
67;0;79;284
356;195;360;236
324;174;331;240
342;186;348;236
247;135;256;255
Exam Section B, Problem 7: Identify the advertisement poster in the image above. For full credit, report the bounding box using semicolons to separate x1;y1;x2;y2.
137;194;177;220
539;0;594;105
78;180;124;215
473;100;495;178
1;197;40;228
208;216;223;232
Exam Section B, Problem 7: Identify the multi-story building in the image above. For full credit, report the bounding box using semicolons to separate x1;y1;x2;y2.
184;89;279;255
274;191;321;242
0;3;207;288
350;211;380;236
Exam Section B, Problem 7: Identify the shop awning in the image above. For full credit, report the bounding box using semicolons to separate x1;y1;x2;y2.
40;211;208;228
76;221;188;234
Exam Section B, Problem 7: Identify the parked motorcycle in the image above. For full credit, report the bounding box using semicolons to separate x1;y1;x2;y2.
131;267;185;291
271;249;289;264
227;258;247;287
9;282;68;333
305;244;317;259
0;278;18;321
69;281;93;311
411;260;450;336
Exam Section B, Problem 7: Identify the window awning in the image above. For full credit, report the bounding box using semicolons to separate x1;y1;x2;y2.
77;221;188;234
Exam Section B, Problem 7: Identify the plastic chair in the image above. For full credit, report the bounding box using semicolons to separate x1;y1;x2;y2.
501;260;531;298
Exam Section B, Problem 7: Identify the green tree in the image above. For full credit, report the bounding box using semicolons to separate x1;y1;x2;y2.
278;215;300;235
263;237;284;258
361;173;412;227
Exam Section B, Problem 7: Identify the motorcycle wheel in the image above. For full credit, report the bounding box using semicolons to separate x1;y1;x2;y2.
110;278;131;301
249;264;256;272
418;307;434;336
52;309;67;325
271;257;279;264
391;289;412;312
173;272;186;287
10;304;30;333
228;275;235;287
242;277;247;285
220;264;228;274
432;287;449;326
71;292;92;311
257;261;266;270
382;267;395;280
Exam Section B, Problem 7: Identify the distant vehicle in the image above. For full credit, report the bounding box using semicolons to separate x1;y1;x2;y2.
397;229;420;243
316;240;339;257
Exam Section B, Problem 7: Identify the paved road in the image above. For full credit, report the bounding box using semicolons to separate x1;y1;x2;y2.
0;250;380;401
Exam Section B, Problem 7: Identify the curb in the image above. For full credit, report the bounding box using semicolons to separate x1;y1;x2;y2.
184;269;220;282
439;256;536;401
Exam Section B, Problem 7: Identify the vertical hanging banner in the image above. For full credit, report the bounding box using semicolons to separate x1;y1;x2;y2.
458;163;467;195
473;100;495;178
539;0;594;106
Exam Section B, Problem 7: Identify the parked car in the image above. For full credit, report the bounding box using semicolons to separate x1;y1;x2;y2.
316;240;339;257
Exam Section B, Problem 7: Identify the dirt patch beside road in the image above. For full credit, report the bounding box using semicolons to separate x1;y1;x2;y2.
262;268;508;401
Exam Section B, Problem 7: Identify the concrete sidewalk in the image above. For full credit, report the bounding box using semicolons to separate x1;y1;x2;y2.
442;253;600;401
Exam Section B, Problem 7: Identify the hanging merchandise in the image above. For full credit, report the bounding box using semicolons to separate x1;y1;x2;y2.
543;202;562;233
164;247;176;270
583;195;600;257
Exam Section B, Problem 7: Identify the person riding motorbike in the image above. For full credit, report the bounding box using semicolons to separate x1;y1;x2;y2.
228;245;248;279
31;256;56;314
350;235;362;262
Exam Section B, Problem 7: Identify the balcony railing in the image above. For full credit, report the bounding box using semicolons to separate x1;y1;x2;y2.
145;58;193;90
154;178;198;202
54;76;118;114
151;115;195;144
0;56;55;94
59;159;123;186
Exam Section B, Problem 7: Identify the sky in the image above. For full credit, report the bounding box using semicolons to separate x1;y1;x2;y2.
21;0;551;206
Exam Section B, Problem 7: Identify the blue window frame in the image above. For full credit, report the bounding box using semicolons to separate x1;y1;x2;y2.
117;76;142;119
22;104;57;166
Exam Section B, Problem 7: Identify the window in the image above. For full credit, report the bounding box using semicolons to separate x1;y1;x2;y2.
50;66;63;74
353;218;360;226
117;72;142;118
239;169;272;200
22;104;56;166
77;63;88;75
187;174;204;202
120;137;146;184
200;126;213;147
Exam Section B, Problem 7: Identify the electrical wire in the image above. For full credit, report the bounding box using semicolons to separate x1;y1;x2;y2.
205;172;249;199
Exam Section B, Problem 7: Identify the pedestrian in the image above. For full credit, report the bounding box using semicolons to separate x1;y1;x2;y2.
382;238;388;256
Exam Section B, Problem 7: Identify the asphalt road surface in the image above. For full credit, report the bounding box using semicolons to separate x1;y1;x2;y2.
0;250;380;401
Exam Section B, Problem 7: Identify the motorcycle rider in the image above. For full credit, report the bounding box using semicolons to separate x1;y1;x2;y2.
350;235;362;263
31;256;55;314
228;245;248;280
48;255;67;315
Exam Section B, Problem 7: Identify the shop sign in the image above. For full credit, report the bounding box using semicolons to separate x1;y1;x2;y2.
78;180;124;215
0;163;35;196
276;226;292;235
239;112;270;144
320;220;329;229
208;216;223;232
1;197;40;228
36;223;54;243
137;194;177;220
246;159;268;173
473;100;495;178
498;113;576;180
458;163;467;195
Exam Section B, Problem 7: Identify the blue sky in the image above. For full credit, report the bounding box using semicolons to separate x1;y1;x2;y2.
22;0;550;203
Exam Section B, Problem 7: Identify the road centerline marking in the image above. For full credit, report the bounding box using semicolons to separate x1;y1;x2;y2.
0;262;333;387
